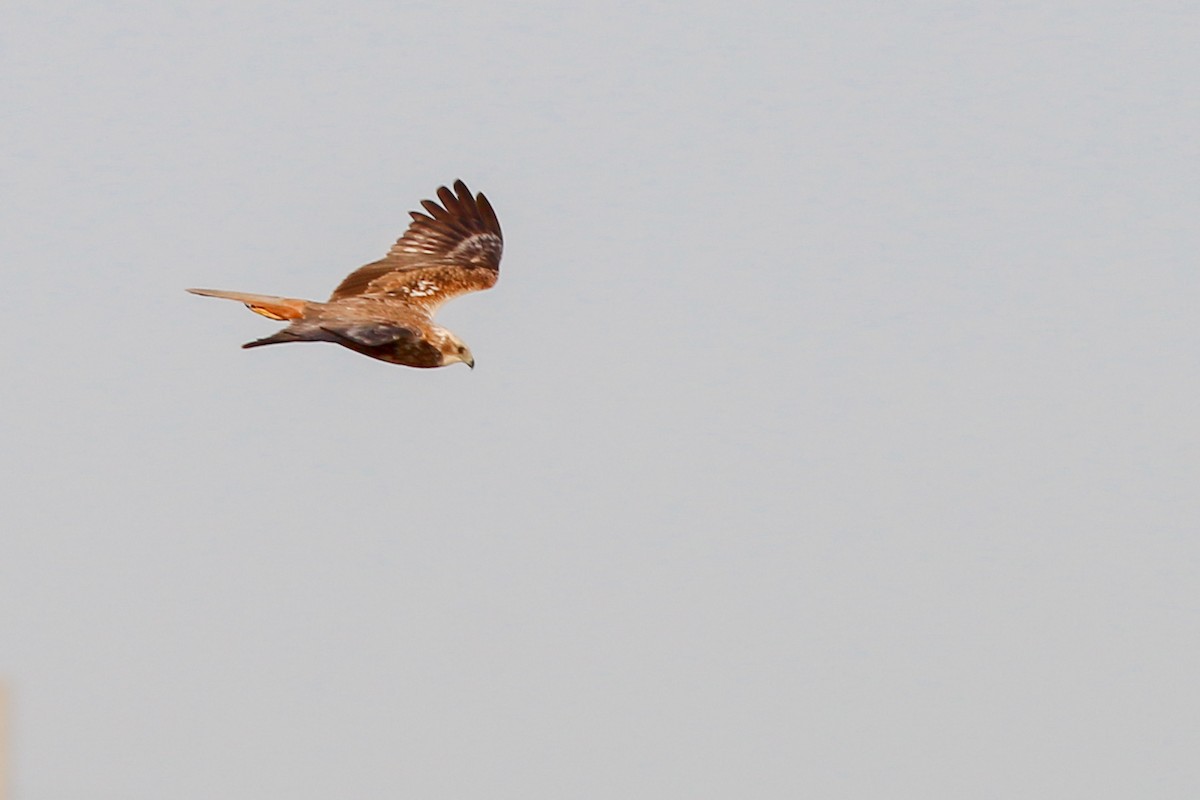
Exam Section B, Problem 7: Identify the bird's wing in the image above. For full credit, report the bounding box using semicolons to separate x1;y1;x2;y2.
318;321;420;348
329;180;503;313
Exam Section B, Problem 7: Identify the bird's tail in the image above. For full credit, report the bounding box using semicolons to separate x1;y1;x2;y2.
187;288;309;321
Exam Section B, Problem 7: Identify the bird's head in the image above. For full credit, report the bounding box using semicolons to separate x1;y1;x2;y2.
437;331;475;369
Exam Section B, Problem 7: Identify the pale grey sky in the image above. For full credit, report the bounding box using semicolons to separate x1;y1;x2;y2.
1;1;1197;797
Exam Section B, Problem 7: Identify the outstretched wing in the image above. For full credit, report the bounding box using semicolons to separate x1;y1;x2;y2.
319;322;419;347
329;180;503;312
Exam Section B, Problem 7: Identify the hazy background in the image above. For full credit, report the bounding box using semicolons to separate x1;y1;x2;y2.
1;1;1197;797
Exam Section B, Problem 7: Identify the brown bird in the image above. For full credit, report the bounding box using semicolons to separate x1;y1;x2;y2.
189;180;502;369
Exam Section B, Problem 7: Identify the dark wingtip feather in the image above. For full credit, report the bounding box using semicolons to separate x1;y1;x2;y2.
453;179;473;209
476;192;500;237
242;331;301;349
436;184;463;216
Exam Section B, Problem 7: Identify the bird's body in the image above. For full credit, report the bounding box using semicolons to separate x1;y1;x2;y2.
189;180;502;369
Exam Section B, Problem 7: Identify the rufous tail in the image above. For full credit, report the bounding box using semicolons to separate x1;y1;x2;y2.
187;288;308;321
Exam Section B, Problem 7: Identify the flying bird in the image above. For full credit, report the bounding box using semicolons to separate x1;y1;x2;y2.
189;180;502;369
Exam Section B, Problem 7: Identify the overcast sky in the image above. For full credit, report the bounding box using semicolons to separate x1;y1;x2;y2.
1;2;1197;797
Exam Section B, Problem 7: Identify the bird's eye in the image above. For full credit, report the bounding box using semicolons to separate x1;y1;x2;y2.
458;346;466;353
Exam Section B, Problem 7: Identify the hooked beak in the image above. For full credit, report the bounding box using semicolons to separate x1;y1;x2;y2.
465;355;475;370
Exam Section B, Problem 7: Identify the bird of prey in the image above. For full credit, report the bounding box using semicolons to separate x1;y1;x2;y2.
189;180;502;369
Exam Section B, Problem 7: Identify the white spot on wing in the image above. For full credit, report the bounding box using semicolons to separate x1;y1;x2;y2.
408;279;439;297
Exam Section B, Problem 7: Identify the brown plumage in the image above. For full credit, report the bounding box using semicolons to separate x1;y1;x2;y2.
189;180;502;369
